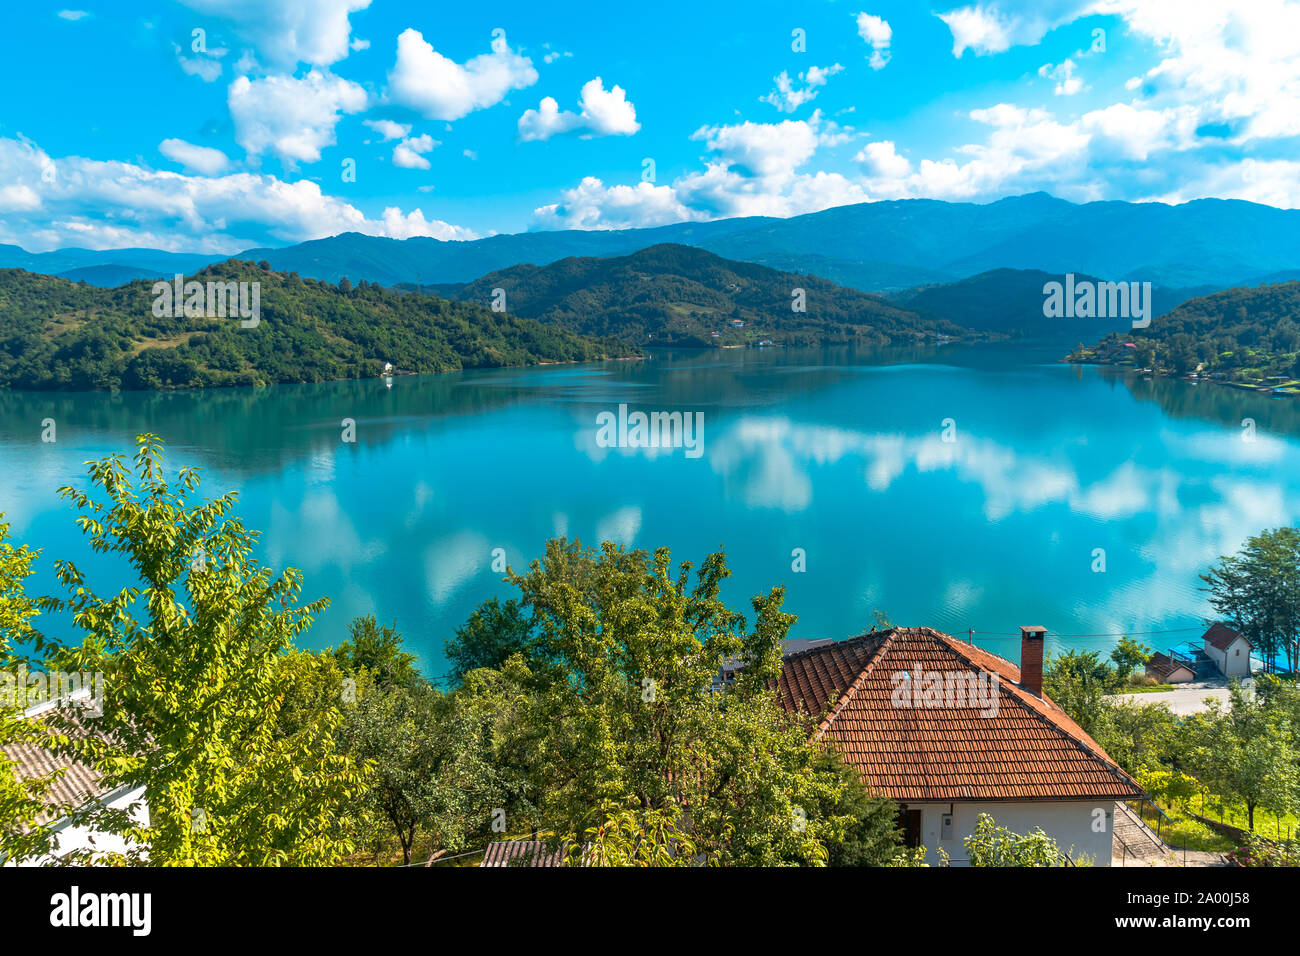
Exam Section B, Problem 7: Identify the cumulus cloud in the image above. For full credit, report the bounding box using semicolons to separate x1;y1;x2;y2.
517;77;640;141
387;28;537;121
532;177;700;230
363;118;411;141
174;0;371;69
0;135;475;253
533;111;866;228
392;133;439;169
855;13;893;69
936;1;1092;56
228;69;367;165
158;138;232;175
761;64;843;112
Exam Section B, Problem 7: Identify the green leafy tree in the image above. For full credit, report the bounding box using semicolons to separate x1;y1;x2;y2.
813;749;906;867
1183;682;1300;831
338;683;502;864
333;615;422;689
571;802;699;867
443;597;537;684
43;435;370;865
1110;636;1153;681
502;537;849;866
0;519;63;863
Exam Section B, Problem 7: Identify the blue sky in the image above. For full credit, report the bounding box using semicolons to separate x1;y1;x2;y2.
2;1;1298;253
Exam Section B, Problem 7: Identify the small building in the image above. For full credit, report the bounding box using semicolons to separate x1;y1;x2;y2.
1144;651;1195;684
774;626;1144;866
1202;623;1252;677
728;319;745;328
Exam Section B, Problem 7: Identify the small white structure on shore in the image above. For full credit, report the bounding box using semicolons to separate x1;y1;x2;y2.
1202;623;1252;677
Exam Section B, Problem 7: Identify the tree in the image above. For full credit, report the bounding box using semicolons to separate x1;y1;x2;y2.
1111;636;1152;681
0;519;63;863
1043;650;1121;736
42;435;370;865
338;683;502;865
502;537;850;865
1202;527;1300;674
814;750;905;867
443;597;537;683
1183;682;1299;831
333;615;422;689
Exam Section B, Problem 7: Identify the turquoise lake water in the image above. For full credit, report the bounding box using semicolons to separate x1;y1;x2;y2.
3;338;1298;677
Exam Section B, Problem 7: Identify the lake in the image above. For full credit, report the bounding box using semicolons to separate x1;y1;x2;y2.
3;338;1298;677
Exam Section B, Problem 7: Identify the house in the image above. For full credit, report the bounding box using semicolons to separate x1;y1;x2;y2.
774;626;1144;866
0;696;148;866
1201;623;1252;677
1144;651;1196;684
728;319;745;328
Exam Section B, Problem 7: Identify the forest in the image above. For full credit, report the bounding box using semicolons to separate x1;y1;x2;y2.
0;262;633;391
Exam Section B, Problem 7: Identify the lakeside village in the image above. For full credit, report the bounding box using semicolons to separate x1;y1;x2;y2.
3;438;1300;868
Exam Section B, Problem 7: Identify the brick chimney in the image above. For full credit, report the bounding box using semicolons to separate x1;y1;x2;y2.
1019;626;1047;697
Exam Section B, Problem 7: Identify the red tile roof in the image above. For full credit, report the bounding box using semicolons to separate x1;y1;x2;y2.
1202;622;1249;652
479;840;571;867
0;706;118;825
775;627;1144;802
1145;652;1194;681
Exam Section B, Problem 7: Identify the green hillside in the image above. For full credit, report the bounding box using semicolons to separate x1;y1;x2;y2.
0;262;632;391
452;243;967;347
1070;281;1300;392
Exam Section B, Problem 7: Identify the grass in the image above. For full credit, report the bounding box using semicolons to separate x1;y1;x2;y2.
1190;791;1299;841
1119;683;1176;694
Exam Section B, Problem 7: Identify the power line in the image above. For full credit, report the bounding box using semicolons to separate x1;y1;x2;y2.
969;626;1206;639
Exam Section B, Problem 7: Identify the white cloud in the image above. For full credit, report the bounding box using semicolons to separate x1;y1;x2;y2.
56;9;89;20
392;133;438;169
228;69;367;165
518;77;640;141
363;118;411;141
936;1;1093;56
761;64;843;112
350;37;369;51
1039;58;1084;95
174;0;371;69
158;138;232;175
0;135;476;253
855;13;893;69
387;28;537;121
533;177;700;230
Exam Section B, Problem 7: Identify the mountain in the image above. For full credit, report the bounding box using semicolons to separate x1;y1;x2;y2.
892;268;1219;333
56;264;167;287
234;194;1300;293
0;243;221;278
11;193;1300;297
1072;281;1300;391
0;265;631;391
449;243;966;348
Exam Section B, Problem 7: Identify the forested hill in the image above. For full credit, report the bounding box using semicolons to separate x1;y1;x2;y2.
1071;281;1300;391
451;243;967;347
0;262;632;391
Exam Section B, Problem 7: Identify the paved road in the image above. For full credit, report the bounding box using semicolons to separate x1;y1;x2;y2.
1110;681;1247;715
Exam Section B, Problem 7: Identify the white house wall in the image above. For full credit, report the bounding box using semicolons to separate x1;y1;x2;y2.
906;801;1115;867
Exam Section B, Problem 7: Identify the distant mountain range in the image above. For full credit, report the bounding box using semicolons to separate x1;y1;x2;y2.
445;244;966;347
8;192;1300;308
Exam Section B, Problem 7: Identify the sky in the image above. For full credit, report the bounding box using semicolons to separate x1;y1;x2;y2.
1;0;1299;254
